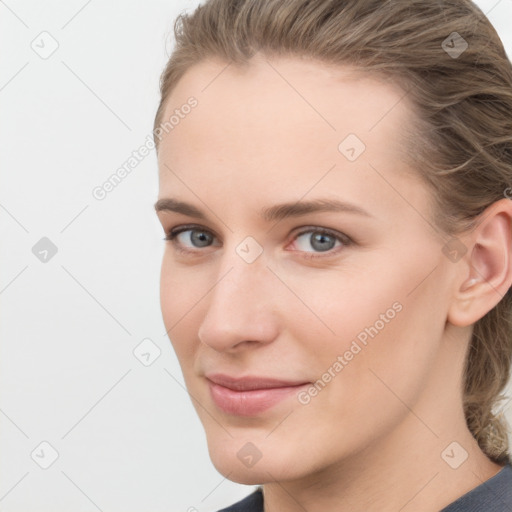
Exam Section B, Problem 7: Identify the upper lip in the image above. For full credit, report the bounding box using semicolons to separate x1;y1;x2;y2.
205;373;310;391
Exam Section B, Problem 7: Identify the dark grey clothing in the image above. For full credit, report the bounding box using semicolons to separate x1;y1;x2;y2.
218;463;512;511
440;463;512;511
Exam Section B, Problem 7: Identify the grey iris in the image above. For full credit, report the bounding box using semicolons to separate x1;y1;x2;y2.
310;232;335;252
191;230;212;247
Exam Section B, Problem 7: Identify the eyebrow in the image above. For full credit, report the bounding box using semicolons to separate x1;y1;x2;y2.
154;197;373;223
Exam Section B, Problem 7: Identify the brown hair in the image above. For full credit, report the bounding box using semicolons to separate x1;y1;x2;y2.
154;0;512;465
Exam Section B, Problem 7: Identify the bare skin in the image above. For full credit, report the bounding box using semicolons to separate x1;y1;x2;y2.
155;54;511;512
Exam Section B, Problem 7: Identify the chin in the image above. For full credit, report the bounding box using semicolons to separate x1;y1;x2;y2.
213;461;268;485
205;434;312;485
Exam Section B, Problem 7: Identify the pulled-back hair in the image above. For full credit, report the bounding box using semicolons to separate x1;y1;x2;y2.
154;0;512;464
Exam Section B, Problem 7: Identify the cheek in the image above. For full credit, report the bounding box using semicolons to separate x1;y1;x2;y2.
286;248;446;398
159;256;206;360
319;270;445;424
278;260;405;356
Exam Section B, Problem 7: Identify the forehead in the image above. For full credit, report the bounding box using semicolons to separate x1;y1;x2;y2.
159;55;411;158
156;54;426;222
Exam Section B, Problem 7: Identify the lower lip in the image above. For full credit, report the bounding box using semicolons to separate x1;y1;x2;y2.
208;380;309;416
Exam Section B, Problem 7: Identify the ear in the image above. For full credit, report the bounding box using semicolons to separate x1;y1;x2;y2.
447;198;512;327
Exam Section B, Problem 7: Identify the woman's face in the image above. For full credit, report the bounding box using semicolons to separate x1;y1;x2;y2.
155;54;462;484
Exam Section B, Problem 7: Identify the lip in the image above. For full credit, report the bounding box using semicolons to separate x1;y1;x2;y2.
206;373;310;416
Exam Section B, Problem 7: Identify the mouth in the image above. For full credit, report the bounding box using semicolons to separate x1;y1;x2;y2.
205;373;310;416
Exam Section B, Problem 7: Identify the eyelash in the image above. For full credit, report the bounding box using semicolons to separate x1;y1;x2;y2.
163;224;353;260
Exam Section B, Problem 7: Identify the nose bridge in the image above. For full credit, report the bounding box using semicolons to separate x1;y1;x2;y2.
197;245;278;350
209;250;271;319
214;235;272;303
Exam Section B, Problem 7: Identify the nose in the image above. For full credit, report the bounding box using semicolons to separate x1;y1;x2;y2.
197;252;280;353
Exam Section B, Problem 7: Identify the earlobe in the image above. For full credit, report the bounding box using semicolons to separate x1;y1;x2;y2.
447;198;512;328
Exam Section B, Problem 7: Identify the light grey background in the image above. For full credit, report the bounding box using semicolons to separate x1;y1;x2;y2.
1;1;512;511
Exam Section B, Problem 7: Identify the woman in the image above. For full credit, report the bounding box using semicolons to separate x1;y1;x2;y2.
153;0;512;510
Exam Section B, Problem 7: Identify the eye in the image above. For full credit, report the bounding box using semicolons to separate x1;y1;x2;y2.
289;227;351;257
164;225;217;252
164;224;352;259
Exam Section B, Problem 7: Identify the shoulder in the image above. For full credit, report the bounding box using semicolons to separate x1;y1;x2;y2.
216;487;263;512
441;463;512;511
